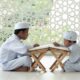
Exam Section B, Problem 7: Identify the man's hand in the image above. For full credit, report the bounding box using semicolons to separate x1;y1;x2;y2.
33;44;40;47
53;42;60;46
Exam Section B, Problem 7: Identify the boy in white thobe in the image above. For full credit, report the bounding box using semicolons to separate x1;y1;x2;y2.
54;31;80;72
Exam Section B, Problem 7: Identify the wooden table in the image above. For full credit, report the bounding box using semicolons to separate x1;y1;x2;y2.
29;48;48;72
49;48;69;72
29;44;69;72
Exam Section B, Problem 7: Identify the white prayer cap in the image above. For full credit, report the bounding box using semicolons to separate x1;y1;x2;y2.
63;31;77;41
14;22;30;30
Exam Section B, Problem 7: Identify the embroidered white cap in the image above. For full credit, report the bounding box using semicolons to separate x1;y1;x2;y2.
63;31;77;41
14;22;30;30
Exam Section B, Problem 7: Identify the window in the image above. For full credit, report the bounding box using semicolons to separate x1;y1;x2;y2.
0;0;80;45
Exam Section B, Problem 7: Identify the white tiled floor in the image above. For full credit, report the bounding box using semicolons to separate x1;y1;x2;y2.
0;71;80;80
0;56;80;80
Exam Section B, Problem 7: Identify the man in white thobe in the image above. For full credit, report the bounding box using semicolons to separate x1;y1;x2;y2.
0;22;34;71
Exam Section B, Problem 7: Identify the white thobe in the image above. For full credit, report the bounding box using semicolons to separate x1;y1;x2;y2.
0;34;32;70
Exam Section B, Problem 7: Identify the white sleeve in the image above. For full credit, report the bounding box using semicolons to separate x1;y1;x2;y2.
69;45;80;63
9;41;28;55
26;44;33;49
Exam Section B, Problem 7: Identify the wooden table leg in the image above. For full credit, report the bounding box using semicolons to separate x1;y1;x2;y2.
30;52;45;71
50;53;63;70
30;53;46;72
50;52;67;72
50;50;63;69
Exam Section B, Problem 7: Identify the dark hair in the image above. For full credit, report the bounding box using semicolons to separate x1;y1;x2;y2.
14;28;28;35
73;41;76;43
69;40;76;43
